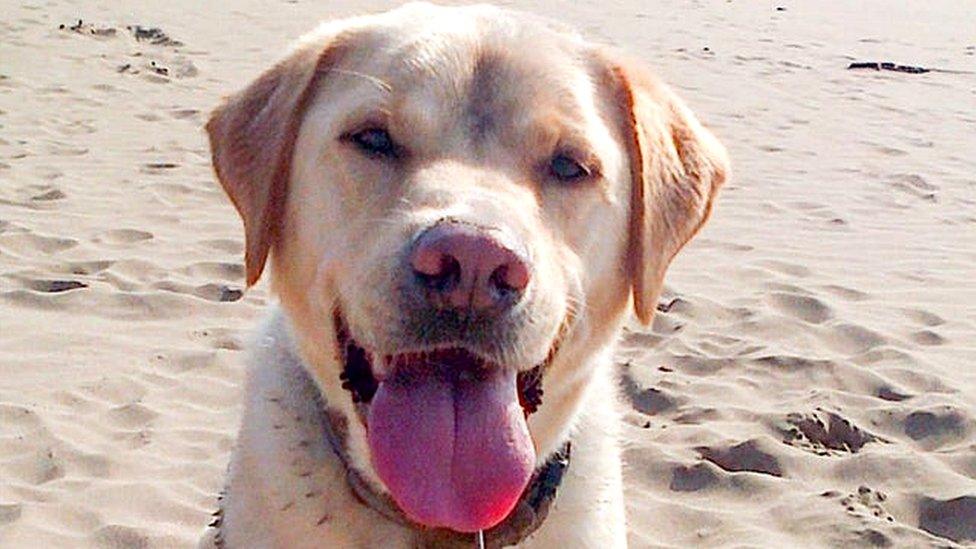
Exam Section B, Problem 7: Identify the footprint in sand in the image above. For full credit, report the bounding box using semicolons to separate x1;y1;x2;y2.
94;228;153;246
874;145;908;157
55;118;97;137
169;108;200;120
0;503;22;526
191;326;244;351
890;173;939;201
151;181;222;204
650;313;683;335
0;232;78;255
825;323;887;355
903;406;972;446
12;448;65;485
197;238;243;255
193;282;244;303
751;354;836;372
918;495;976;544
696;439;784;477
621;329;665;348
875;385;913;402
759;259;812;278
62;259;114;276
30;188;66;201
902;308;946;327
820;284;870;302
0;403;46;435
767;292;833;324
27;279;88;293
92;525;151;549
182;261;245;281
822;486;895;525
135;112;163;122
855;346;919;368
113;429;152;450
5;184;66;207
619;369;680;416
780;409;884;455
910;329;945;346
77;376;147;408
674;406;722;425
669;461;722;492
152;350;218;374
104;402;158;430
45;142;88;157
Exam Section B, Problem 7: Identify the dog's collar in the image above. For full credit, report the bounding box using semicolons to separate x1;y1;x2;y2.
319;395;572;548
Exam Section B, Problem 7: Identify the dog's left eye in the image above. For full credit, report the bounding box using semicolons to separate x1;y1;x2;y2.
548;154;589;182
348;128;398;159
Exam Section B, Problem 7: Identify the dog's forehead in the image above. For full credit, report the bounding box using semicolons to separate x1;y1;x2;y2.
342;7;596;142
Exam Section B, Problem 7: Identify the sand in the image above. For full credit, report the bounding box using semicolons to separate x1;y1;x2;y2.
1;1;974;547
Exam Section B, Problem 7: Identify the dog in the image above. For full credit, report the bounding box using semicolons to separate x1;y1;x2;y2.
201;3;727;547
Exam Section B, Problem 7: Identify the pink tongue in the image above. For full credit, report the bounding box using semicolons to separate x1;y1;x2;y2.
367;368;535;533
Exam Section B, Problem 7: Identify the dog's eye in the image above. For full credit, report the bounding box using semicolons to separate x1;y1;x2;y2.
348;128;398;159
548;154;589;182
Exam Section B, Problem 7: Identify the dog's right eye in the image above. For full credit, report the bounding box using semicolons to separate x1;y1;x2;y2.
548;153;590;183
347;128;399;159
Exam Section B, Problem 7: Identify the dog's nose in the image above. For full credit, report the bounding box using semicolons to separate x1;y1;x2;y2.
410;221;529;312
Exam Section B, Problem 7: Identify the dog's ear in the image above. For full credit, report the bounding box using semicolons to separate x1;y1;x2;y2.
599;52;729;324
206;41;346;286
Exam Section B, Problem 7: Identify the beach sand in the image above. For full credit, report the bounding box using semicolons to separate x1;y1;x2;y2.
1;1;974;547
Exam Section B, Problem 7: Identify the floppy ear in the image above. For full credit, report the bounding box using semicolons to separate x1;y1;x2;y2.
601;54;729;324
206;41;346;286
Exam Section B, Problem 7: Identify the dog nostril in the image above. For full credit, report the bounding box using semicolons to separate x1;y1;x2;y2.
412;246;446;277
412;248;461;290
489;261;530;294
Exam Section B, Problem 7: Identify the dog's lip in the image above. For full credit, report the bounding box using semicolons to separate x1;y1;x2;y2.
333;308;551;414
378;347;498;383
338;322;530;380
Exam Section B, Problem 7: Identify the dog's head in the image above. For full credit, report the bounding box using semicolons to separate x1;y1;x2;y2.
207;3;727;534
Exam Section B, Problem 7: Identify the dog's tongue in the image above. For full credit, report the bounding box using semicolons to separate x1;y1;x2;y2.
367;367;535;533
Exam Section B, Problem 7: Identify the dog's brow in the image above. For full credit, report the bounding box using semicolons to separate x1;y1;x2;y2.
327;68;393;93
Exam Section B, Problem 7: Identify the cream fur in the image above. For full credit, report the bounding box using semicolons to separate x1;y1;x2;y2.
203;3;727;547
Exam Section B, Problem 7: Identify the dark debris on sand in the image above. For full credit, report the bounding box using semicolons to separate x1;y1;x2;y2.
847;61;975;75
57;20;183;48
848;61;932;74
58;19;116;37
127;25;183;47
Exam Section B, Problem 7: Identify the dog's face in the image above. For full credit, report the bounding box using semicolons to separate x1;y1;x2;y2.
208;3;727;534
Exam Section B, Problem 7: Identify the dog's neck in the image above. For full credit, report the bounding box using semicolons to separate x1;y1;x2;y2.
316;382;573;548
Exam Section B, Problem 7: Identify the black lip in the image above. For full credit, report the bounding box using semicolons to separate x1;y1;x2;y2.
336;310;379;404
334;309;546;416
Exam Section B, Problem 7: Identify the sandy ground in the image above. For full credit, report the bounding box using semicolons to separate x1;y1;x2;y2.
1;1;974;547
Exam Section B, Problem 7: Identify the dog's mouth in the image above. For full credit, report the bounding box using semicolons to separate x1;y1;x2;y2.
334;310;550;533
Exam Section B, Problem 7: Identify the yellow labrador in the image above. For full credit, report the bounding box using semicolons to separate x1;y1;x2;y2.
203;3;727;547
